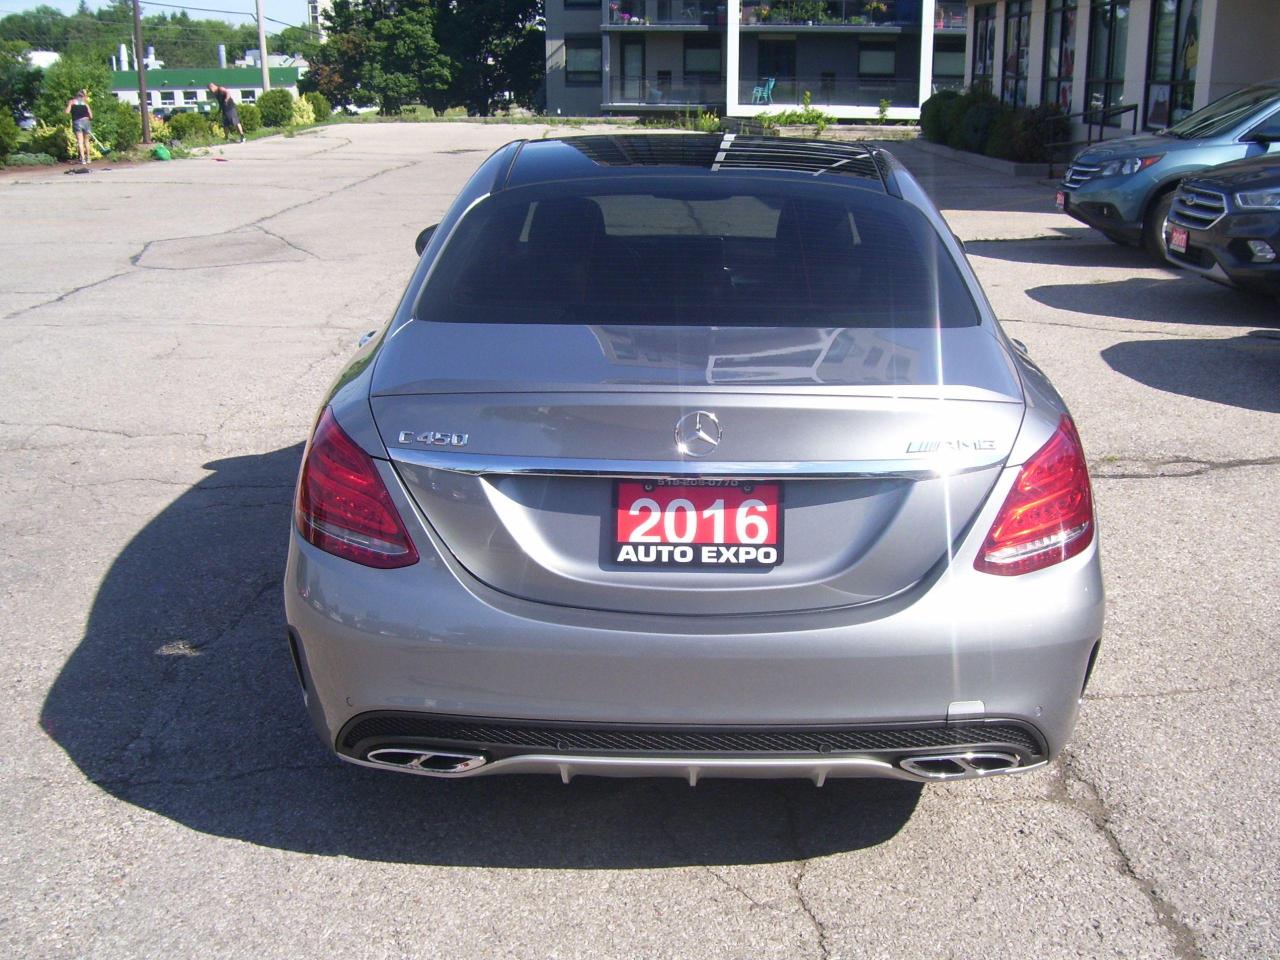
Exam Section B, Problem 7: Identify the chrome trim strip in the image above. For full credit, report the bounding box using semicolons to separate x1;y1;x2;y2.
387;448;1006;480
339;751;1047;784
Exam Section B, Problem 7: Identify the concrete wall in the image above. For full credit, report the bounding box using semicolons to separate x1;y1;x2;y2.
546;0;605;116
1198;0;1280;109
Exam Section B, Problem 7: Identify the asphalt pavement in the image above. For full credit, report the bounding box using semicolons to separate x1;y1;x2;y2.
1;123;1277;960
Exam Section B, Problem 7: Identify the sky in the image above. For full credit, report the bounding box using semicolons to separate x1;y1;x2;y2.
0;0;311;32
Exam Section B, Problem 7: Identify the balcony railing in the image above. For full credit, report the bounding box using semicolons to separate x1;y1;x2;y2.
739;0;920;27
740;76;919;108
933;0;966;29
607;0;726;25
606;76;727;106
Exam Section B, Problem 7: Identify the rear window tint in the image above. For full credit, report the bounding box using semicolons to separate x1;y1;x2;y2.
416;178;980;330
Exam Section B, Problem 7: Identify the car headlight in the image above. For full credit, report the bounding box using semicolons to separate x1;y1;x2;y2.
1098;155;1163;177
1235;190;1280;209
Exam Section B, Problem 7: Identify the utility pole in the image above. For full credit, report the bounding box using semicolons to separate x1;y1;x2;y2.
255;0;271;92
131;0;151;144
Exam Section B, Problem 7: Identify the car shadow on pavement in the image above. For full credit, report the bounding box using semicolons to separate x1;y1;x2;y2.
1101;333;1280;413
40;444;922;868
966;236;1156;269
1026;276;1280;328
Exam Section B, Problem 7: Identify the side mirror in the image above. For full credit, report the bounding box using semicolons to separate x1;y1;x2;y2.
414;224;439;256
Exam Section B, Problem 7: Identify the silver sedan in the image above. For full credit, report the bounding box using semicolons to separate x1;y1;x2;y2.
284;135;1103;785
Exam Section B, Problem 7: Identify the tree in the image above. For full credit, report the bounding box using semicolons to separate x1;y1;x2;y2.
1;41;43;119
302;0;450;115
434;0;543;116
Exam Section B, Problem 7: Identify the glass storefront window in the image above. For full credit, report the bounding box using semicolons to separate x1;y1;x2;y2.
1145;0;1201;129
1001;0;1031;106
1085;0;1130;126
1042;0;1077;112
971;3;996;96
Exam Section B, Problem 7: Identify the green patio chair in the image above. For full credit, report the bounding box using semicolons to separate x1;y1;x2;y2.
751;77;776;104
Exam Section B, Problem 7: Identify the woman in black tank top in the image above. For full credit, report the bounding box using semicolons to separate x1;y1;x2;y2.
65;89;94;165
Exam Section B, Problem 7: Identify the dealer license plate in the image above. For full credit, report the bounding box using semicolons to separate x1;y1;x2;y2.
613;479;781;569
1169;226;1189;254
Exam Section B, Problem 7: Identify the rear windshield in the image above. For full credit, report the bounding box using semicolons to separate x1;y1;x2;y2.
415;177;980;329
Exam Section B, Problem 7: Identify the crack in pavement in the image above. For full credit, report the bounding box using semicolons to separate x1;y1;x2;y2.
1052;757;1205;960
7;138;417;321
1083;665;1280;703
1002;316;1218;340
1091;455;1280;480
255;223;320;260
2;269;133;321
101;576;281;778
780;788;832;960
97;758;336;792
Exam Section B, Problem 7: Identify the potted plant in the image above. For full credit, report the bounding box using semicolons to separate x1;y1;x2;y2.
865;0;887;23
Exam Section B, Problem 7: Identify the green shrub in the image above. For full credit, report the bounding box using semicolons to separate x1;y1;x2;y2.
34;56;111;129
1013;104;1069;162
303;91;331;120
105;100;141;151
919;90;960;143
983;104;1070;162
0;109;17;160
954;94;1004;153
30;120;79;160
982;108;1020;160
167;110;215;143
257;88;293;127
289;94;314;126
772;90;834;135
4;150;56;166
239;102;262;132
940;92;973;149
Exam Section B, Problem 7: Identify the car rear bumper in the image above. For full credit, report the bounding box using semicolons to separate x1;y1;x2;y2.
284;467;1105;782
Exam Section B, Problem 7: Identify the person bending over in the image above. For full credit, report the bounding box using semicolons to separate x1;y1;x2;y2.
208;84;246;143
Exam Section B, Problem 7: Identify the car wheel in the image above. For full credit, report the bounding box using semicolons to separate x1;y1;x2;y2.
1143;191;1175;259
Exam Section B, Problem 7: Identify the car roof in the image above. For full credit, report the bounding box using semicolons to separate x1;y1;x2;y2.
503;134;896;195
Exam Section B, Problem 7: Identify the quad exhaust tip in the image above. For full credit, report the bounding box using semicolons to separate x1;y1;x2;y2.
899;752;1020;780
365;748;488;774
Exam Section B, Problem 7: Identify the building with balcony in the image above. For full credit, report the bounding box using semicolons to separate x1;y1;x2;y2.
963;0;1280;134
545;0;969;119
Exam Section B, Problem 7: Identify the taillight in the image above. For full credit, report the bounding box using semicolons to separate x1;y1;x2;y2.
975;415;1094;576
295;408;419;568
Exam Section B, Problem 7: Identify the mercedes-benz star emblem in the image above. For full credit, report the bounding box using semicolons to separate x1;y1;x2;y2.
674;410;722;458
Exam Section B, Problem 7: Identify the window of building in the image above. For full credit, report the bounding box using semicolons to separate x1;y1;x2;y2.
183;90;199;103
1042;0;1077;111
683;36;721;79
159;91;175;104
564;37;602;86
240;89;256;102
971;4;997;95
1001;0;1031;106
564;0;598;7
859;43;896;78
1145;0;1200;129
933;36;966;92
1086;0;1131;126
